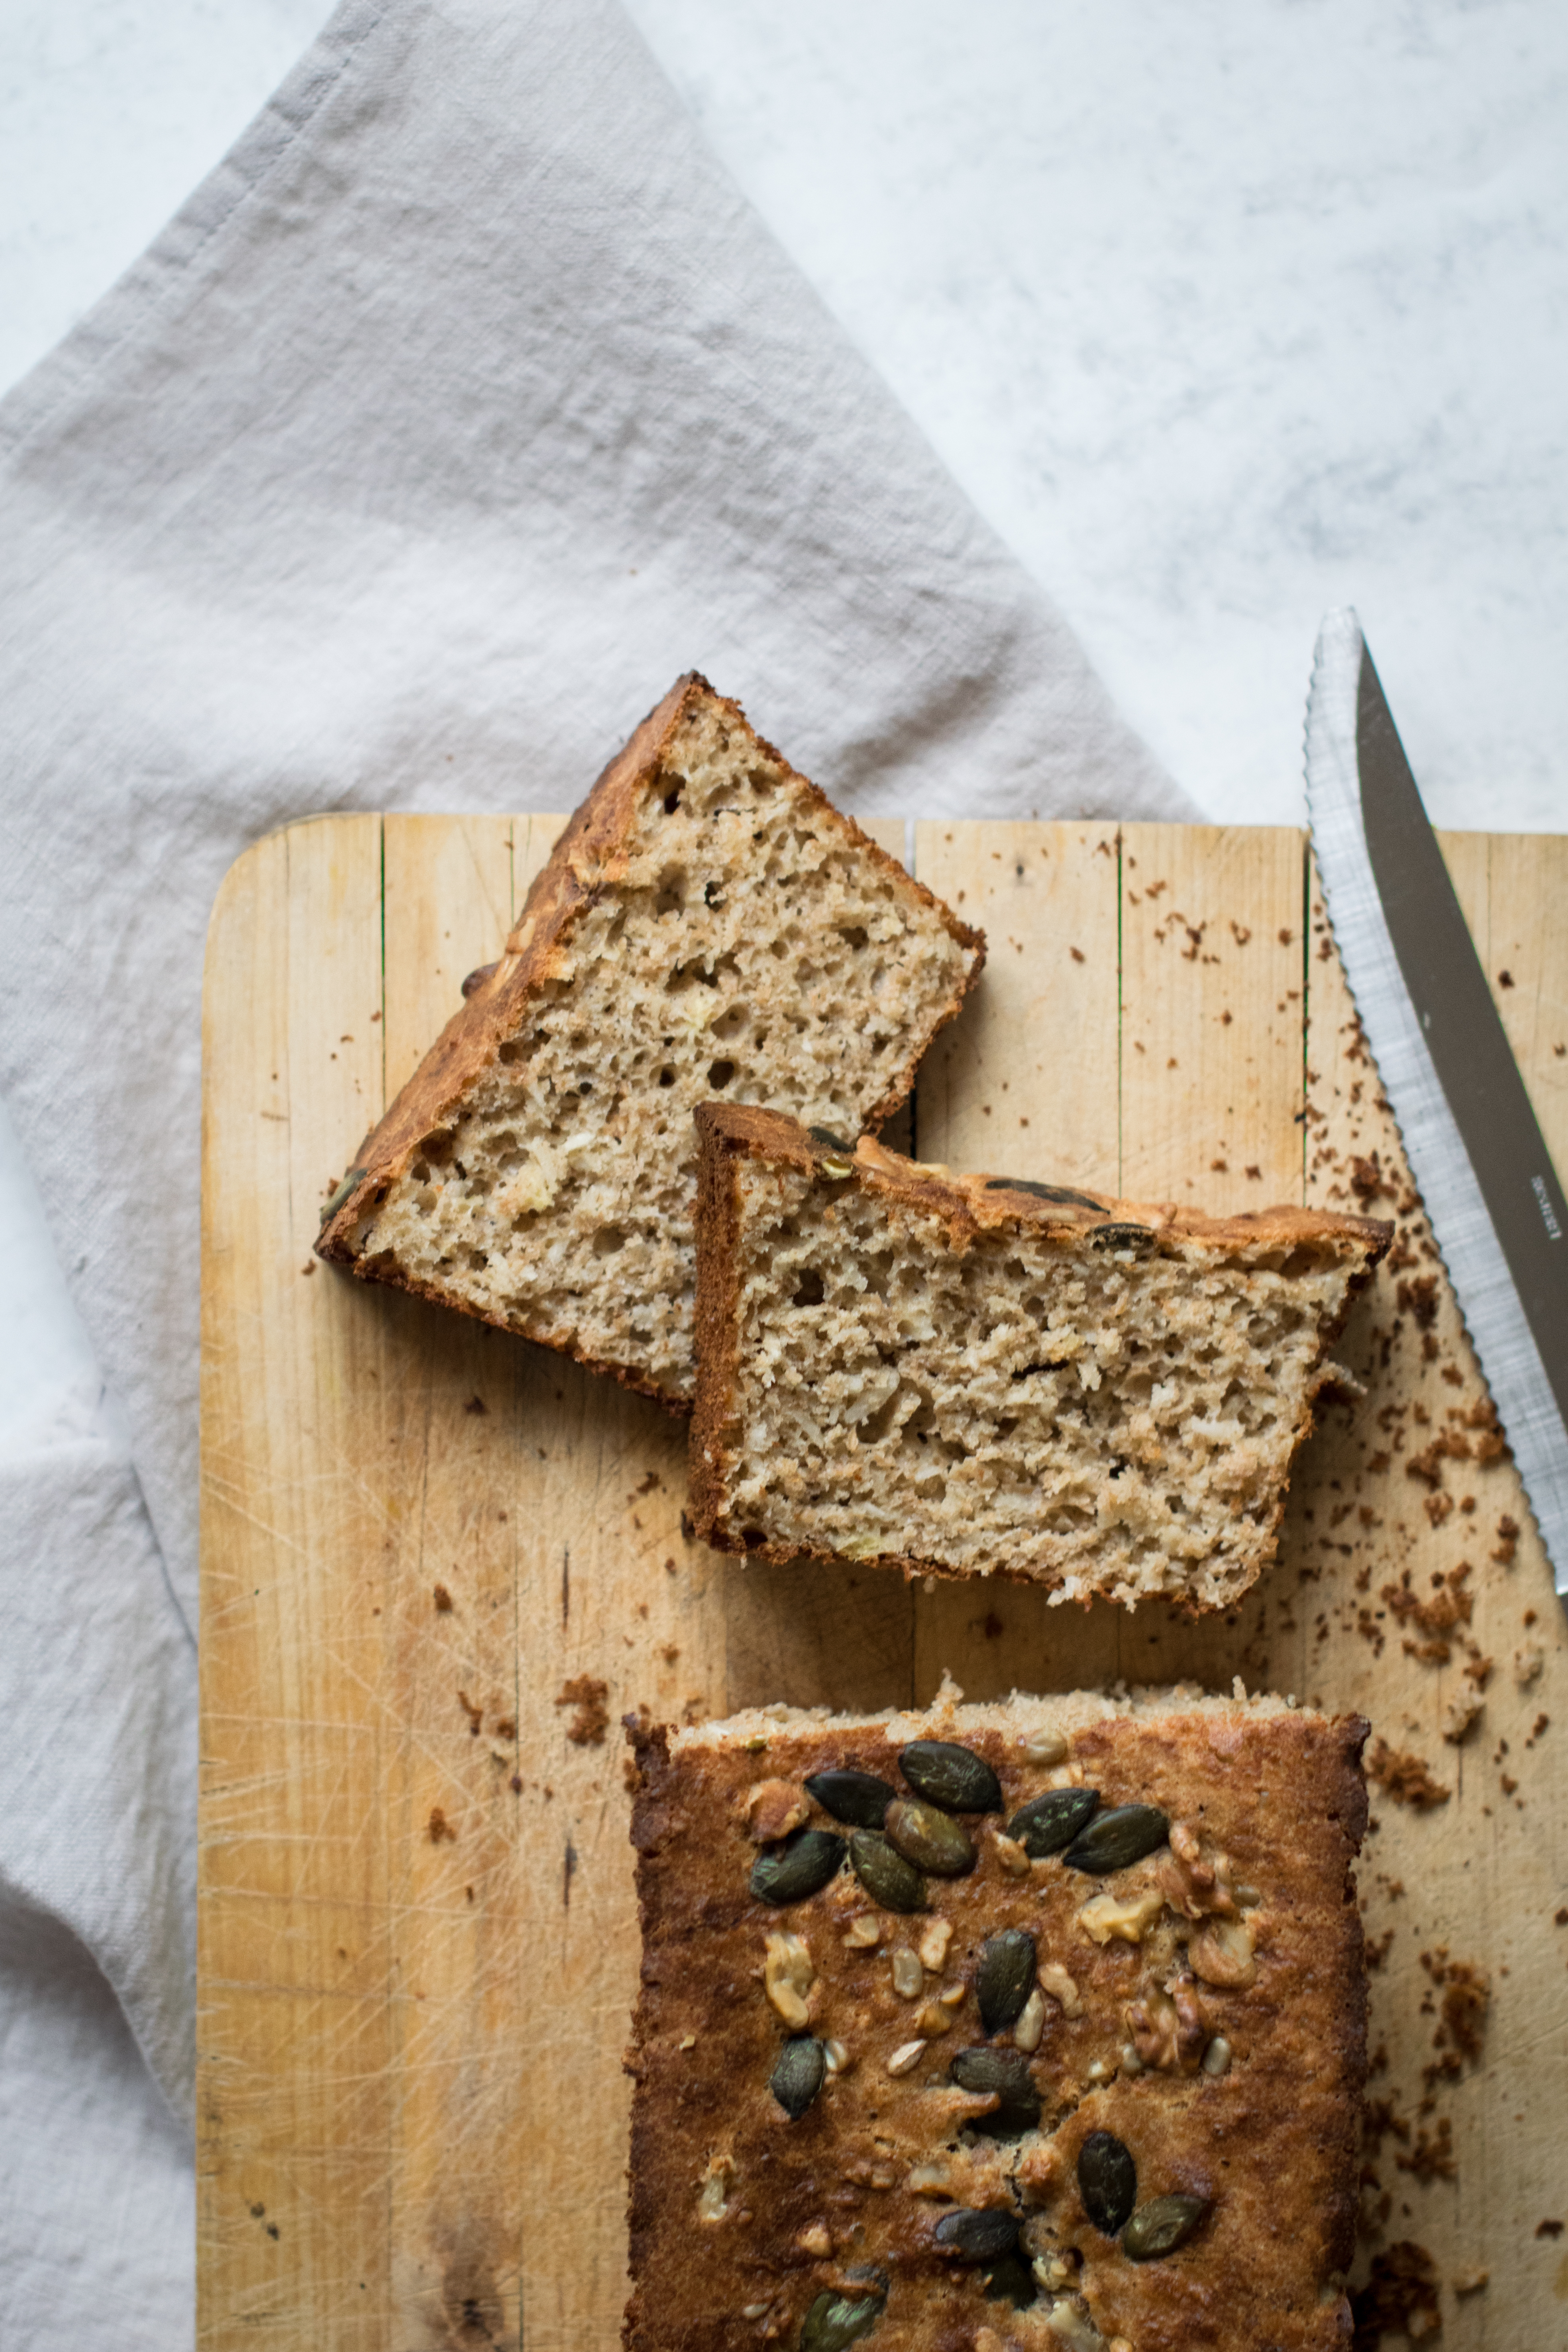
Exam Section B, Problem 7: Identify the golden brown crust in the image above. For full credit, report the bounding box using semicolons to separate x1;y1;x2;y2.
623;1696;1369;2352
689;1107;1393;1592
314;677;984;1406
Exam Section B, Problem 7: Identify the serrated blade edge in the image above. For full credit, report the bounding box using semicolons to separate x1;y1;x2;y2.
1305;607;1568;1595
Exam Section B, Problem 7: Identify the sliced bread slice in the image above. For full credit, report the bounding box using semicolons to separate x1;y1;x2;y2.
316;675;983;1405
690;1105;1391;1607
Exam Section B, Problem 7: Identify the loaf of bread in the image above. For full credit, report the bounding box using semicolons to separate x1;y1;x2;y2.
624;1684;1368;2352
316;676;983;1405
690;1107;1390;1609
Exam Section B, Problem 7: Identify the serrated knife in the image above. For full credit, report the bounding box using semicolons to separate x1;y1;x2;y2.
1305;609;1568;1602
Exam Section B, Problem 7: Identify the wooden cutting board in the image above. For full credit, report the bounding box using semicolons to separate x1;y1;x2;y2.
198;815;1568;2351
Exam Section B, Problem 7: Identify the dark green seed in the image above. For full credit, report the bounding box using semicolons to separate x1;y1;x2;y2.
1061;1803;1170;1875
1077;2131;1137;2237
884;1797;976;1877
976;1929;1037;2035
1006;1785;1100;1858
805;1769;896;1829
750;1828;846;1906
320;1165;367;1225
981;2251;1038;2310
933;2209;1019;2263
1088;1221;1157;1255
770;2036;826;2120
799;2286;885;2351
898;1739;1002;1814
848;1830;927;1914
808;1126;855;1155
948;2046;1042;2139
1122;2193;1209;2262
984;1177;1105;1213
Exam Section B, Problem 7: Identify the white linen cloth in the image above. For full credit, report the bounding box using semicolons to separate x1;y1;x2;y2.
0;0;1189;2335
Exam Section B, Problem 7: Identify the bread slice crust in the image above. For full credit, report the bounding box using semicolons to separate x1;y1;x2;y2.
690;1105;1391;1605
624;1686;1370;2352
315;676;983;1407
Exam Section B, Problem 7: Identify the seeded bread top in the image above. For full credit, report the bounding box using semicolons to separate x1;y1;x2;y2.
625;1683;1369;2352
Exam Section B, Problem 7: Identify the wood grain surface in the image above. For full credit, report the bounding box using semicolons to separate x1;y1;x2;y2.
199;818;1568;2350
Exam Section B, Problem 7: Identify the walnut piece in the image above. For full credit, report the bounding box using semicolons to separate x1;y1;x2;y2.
1124;1971;1209;2073
1189;1914;1257;1989
1156;1818;1238;1919
1077;1885;1164;1946
743;1778;810;1843
763;1931;815;2028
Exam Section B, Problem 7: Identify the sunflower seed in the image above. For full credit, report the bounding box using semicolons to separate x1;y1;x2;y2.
898;1740;1002;1814
948;2045;1041;2138
884;1798;977;1877
750;1829;846;1906
1076;2131;1137;2236
1061;1804;1170;1875
805;1769;896;1829
319;1166;367;1225
770;2036;826;2120
1121;2193;1209;2262
848;1830;927;1913
976;1929;1037;2035
1007;1786;1100;1858
1088;1221;1157;1256
934;2209;1020;2263
798;2285;886;2350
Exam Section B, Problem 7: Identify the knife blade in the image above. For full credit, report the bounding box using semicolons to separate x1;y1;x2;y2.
1305;607;1568;1600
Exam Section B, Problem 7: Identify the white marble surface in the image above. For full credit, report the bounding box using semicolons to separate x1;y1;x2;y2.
0;0;1563;1446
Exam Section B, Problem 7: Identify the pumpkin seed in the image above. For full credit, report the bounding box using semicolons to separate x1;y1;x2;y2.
808;1126;854;1155
798;2286;886;2351
1121;2193;1209;2262
1076;2131;1137;2237
319;1165;367;1225
981;2251;1037;2310
805;1769;896;1829
984;1178;1105;1213
1061;1803;1170;1876
1088;1221;1157;1256
884;1798;976;1877
1006;1786;1100;1858
899;1739;1002;1814
948;2045;1041;2138
770;2036;826;2120
976;1929;1037;2035
933;2209;1019;2263
750;1828;846;1906
848;1830;927;1913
